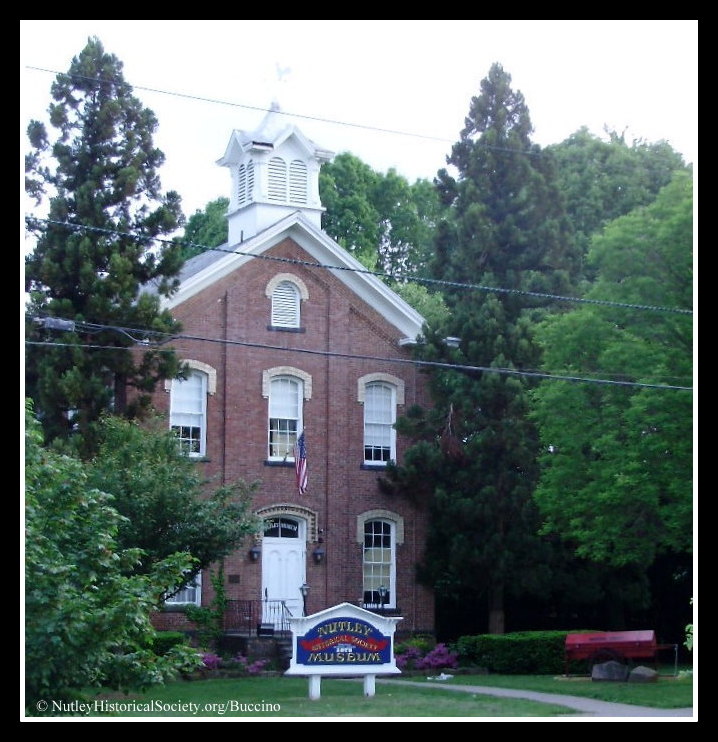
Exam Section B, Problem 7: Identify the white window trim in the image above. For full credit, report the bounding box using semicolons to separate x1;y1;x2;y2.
164;360;217;395
165;571;202;606
362;379;397;466
356;510;405;545
266;375;304;462
360;518;397;610
256;504;319;543
169;369;209;458
262;367;313;400
357;373;405;404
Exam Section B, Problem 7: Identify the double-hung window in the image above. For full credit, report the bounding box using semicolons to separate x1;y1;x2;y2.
364;382;396;464
170;370;208;457
268;376;303;460
363;519;395;609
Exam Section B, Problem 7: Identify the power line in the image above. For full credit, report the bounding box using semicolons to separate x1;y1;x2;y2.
30;316;693;384
24;217;694;316
25;66;545;157
25;323;693;392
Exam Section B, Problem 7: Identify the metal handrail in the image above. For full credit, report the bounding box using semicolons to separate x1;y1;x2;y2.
224;598;297;635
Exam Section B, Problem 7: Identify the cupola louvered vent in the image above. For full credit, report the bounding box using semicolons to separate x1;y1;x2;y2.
289;160;308;205
268;157;288;202
237;160;255;207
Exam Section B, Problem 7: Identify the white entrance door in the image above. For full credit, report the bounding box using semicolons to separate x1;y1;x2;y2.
261;516;306;627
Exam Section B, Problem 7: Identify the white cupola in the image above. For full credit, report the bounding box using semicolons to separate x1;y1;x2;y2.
217;102;334;244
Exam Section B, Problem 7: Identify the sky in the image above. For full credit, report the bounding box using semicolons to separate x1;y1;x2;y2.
21;19;697;220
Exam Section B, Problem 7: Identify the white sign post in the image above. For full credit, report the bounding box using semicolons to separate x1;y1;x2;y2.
285;602;402;700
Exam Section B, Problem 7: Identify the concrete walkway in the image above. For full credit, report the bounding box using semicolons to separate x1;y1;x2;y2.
378;678;695;719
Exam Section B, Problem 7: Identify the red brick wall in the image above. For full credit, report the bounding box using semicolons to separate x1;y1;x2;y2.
150;237;435;635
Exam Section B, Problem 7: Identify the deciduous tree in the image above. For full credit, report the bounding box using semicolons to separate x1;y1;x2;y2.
86;415;258;586
531;171;693;569
24;403;200;709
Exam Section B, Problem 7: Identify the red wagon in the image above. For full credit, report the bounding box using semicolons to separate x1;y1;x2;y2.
564;630;678;675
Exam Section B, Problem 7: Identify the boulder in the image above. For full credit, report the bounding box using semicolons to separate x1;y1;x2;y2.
628;665;659;683
591;660;629;682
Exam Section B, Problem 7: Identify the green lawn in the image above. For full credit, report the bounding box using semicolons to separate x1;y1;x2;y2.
66;669;693;718
393;669;694;709
80;676;575;718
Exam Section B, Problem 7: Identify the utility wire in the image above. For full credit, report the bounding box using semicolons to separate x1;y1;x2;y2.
24;217;694;316
25;66;545;157
30;316;693;384
25;321;693;391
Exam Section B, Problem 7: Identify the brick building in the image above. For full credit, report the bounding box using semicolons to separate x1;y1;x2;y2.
151;105;435;637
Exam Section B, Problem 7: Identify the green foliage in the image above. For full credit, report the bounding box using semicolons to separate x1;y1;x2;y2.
548;127;688;261
151;632;190;656
395;634;437;656
24;401;202;708
453;631;584;675
175;197;229;261
25;37;185;454
185;566;229;651
384;63;581;633
390;281;449;329
86;415;259;581
531;171;693;568
320;152;444;276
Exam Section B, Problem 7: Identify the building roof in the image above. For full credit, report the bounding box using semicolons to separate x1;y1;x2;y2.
216;102;334;166
161;210;426;343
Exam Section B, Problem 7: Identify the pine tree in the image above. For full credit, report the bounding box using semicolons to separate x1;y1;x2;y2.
25;37;185;453
385;63;581;634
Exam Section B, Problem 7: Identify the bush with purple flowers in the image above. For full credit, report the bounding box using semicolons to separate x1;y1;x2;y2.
201;652;222;670
232;653;271;675
198;651;271;676
395;642;458;671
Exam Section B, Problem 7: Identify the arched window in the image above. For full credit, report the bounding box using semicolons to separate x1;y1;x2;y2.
169;370;208;457
363;382;396;464
268;376;303;460
289;159;308;205
268;156;288;202
362;519;395;610
263;516;301;539
271;280;301;328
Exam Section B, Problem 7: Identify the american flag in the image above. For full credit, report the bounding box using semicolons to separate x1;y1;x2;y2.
294;430;308;495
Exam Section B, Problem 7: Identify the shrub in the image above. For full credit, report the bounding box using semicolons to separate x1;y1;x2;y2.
453;631;587;675
152;631;189;656
395;634;436;655
417;643;458;670
396;646;424;670
396;642;458;671
201;652;222;670
230;653;271;675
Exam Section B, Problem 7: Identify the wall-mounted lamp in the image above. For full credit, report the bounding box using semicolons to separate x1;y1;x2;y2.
312;545;326;564
248;544;261;562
